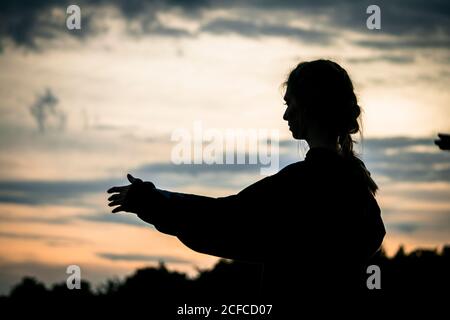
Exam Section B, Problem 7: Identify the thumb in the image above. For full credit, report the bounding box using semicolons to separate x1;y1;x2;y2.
127;173;143;184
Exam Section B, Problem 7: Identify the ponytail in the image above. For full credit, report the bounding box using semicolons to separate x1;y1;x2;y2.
339;133;378;195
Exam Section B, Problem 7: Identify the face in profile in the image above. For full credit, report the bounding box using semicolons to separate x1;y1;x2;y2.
283;91;306;140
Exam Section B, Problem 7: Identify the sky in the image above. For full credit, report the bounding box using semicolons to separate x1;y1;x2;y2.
0;0;449;294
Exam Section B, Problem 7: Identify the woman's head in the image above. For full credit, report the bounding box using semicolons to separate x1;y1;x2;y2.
283;59;378;194
283;59;361;156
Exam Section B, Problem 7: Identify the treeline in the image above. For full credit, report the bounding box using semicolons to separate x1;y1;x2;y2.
0;245;448;315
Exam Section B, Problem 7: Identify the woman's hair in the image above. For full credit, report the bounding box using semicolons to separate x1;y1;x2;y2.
284;59;378;195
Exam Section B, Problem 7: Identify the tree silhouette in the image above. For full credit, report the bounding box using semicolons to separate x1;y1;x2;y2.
1;245;448;316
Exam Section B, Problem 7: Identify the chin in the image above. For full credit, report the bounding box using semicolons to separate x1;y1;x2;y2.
292;132;301;139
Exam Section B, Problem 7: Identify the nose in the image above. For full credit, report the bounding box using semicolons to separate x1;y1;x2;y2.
283;107;289;121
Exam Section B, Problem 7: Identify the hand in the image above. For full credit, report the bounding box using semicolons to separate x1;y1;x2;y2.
107;173;154;214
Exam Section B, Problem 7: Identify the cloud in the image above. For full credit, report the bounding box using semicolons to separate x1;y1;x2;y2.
200;18;333;44
389;222;421;234
0;213;73;225
280;136;450;183
0;178;111;206
0;231;88;246
0;0;97;50
318;0;449;38
361;138;450;182
355;38;450;50
383;187;450;204
1;0;448;51
372;164;450;183
384;208;450;235
97;252;190;264
0;0;201;49
124;15;194;38
346;55;416;64
0;210;153;229
78;212;153;228
360;137;433;150
29;88;66;133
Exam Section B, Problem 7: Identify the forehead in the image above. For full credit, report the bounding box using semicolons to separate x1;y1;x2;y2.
283;83;295;100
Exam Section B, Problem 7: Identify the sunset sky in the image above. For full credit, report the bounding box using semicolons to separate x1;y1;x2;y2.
0;0;449;294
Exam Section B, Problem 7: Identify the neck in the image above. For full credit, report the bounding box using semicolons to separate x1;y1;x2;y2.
306;136;338;151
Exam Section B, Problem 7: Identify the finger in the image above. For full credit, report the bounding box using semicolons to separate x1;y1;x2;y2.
107;185;129;193
108;193;125;201
127;173;143;184
112;205;126;213
108;200;123;207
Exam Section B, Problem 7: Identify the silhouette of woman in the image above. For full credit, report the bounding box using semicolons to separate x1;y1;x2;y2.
107;59;385;299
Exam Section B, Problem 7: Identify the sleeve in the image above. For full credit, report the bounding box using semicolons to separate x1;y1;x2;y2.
142;174;280;262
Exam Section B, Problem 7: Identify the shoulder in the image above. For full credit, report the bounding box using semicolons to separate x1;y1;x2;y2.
261;161;308;186
277;160;308;176
236;161;306;197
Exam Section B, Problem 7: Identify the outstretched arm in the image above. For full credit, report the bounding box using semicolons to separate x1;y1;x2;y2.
107;174;273;262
